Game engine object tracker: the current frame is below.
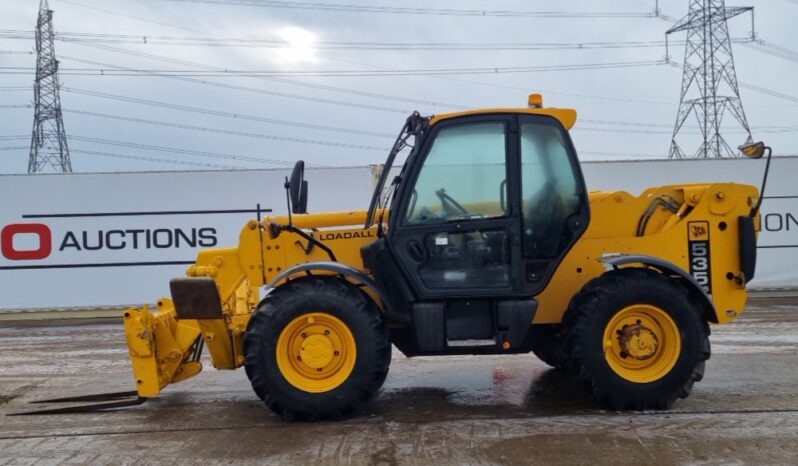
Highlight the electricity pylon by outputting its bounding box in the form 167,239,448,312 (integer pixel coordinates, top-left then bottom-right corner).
666,0,754,158
28,0,72,173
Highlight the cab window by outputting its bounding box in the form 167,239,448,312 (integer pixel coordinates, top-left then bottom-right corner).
520,122,581,258
404,122,507,225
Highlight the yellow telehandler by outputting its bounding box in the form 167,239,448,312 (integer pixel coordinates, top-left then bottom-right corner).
19,95,772,419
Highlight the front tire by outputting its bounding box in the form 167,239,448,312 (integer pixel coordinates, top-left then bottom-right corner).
563,268,710,410
244,277,391,420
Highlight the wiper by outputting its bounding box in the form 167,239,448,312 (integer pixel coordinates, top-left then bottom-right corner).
365,111,427,228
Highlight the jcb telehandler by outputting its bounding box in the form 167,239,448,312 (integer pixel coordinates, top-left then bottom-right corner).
21,95,771,419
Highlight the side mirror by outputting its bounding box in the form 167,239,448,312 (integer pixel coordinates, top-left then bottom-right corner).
739,141,766,159
739,141,773,217
289,160,308,214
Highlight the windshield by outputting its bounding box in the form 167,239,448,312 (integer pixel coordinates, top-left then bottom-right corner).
364,112,428,228
404,121,507,225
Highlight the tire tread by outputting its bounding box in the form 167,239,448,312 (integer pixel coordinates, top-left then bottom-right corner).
562,268,710,410
243,276,391,420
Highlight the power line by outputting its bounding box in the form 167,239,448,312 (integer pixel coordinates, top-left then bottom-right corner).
659,11,798,108
0,146,28,151
2,29,709,51
3,60,667,77
52,0,666,115
576,126,672,135
62,87,396,138
579,150,798,159
63,108,392,151
68,39,676,112
69,135,317,166
164,0,656,18
60,41,467,109
583,118,798,132
744,38,798,65
48,0,771,123
57,88,797,136
581,118,671,129
58,55,414,114
1,27,712,110
0,27,749,55
577,125,798,135
42,8,681,108
55,42,665,110
11,77,797,139
579,150,664,158
0,104,32,109
28,0,388,155
666,61,798,105
53,72,796,136
58,0,215,36
52,0,774,113
320,51,678,106
738,82,798,104
576,124,798,135
71,148,239,169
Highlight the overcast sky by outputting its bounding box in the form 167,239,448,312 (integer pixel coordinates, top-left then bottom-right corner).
0,0,796,173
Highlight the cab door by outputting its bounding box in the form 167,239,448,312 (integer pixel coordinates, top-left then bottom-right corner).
387,115,522,298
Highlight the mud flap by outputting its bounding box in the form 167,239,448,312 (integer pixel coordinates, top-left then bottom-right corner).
497,299,538,348
412,302,445,352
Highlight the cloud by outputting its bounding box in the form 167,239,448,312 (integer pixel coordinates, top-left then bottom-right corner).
0,0,795,173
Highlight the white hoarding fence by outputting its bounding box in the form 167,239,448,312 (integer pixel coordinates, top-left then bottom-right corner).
0,157,796,311
0,167,373,310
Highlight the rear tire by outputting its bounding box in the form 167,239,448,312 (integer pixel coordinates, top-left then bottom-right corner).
563,268,710,410
244,277,391,420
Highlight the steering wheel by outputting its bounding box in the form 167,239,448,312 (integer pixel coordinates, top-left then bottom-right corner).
435,189,468,217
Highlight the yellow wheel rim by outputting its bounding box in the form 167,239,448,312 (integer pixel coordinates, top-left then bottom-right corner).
276,312,356,393
602,304,681,383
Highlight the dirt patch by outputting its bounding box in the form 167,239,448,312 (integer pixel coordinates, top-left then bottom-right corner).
0,394,18,405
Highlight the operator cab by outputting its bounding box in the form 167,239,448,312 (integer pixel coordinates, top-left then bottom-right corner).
362,95,590,355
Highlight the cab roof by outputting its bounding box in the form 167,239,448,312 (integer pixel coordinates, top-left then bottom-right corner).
428,95,577,130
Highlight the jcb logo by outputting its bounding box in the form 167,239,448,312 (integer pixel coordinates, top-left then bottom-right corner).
0,223,52,261
687,221,712,295
689,223,708,241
